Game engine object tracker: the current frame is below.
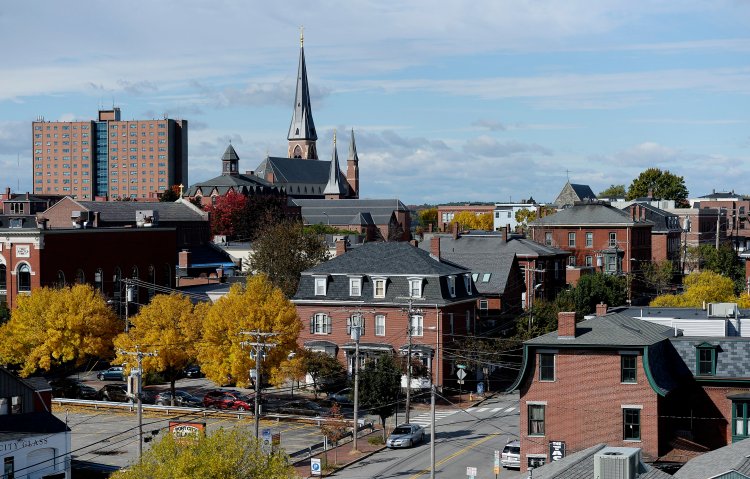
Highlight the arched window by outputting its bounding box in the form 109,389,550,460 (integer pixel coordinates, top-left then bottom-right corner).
147,265,155,299
56,270,66,288
17,264,31,293
163,263,171,288
76,269,85,284
0,263,6,292
293,145,302,158
113,267,122,300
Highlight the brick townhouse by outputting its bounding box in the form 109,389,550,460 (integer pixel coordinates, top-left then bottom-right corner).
621,202,682,267
510,307,750,471
293,241,480,390
689,190,750,252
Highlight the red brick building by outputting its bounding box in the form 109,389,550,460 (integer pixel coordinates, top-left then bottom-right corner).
690,190,750,252
293,241,480,390
622,203,682,267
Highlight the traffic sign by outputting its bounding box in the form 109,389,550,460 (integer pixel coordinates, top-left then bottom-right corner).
261,428,272,454
457,364,467,369
457,369,467,380
457,379,465,385
311,458,322,476
466,466,477,478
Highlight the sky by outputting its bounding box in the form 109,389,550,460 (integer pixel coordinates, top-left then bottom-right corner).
1,1,749,205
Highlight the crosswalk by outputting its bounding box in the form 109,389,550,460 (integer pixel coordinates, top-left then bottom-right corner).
408,404,518,428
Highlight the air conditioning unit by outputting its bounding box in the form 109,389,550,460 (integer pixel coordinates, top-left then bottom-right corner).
593,447,639,479
135,210,158,227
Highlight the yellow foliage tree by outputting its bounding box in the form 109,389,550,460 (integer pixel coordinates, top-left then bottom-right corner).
268,352,307,398
651,271,736,308
0,284,120,376
114,294,206,402
197,275,301,389
450,211,494,231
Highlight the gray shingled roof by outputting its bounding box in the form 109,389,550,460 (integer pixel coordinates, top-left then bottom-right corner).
670,337,750,379
500,236,570,258
77,200,205,222
294,198,406,226
255,156,334,185
570,184,597,201
531,203,653,227
526,313,676,347
674,438,750,479
622,203,680,234
186,172,279,197
531,444,672,479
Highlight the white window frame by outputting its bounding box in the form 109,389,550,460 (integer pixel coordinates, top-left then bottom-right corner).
609,232,617,248
410,314,424,337
349,276,362,297
375,314,386,336
447,276,456,297
312,313,331,335
545,232,552,246
479,299,488,310
464,274,472,295
568,232,576,247
373,277,387,298
408,277,423,298
585,232,593,248
314,276,327,296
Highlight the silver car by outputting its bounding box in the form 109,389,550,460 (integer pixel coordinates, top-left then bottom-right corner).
386,423,424,448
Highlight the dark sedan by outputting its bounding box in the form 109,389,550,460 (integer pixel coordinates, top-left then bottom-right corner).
50,379,98,400
276,400,329,417
97,384,130,402
155,390,202,407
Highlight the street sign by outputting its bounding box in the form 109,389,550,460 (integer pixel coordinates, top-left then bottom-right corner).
466,466,477,478
261,428,272,454
311,458,322,476
457,364,467,369
549,440,566,461
457,369,467,380
457,379,465,385
494,449,501,474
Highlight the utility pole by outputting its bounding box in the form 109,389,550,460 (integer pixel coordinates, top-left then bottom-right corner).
402,300,422,424
716,210,721,250
118,345,158,461
430,384,436,479
351,313,361,452
240,331,277,439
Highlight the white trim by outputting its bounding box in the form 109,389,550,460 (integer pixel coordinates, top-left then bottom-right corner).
372,277,387,299
621,404,643,409
314,276,327,296
525,400,547,405
349,277,362,297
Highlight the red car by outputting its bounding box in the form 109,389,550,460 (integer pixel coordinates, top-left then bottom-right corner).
202,390,256,411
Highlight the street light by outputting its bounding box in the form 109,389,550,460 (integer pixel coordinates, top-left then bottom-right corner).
322,211,330,225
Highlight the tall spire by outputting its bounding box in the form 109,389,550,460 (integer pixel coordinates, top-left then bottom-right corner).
287,28,318,159
324,131,345,199
346,128,360,199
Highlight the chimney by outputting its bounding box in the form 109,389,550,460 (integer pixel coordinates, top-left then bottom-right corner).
92,211,100,227
595,303,608,316
452,222,459,239
501,225,508,242
558,312,577,338
179,249,191,269
25,192,29,200
4,187,9,199
430,236,441,259
335,239,347,257
409,239,419,247
647,188,653,199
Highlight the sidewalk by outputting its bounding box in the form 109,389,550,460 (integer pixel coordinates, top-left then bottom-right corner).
293,428,386,478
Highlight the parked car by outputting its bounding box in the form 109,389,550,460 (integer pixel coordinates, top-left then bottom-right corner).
327,388,353,406
276,400,329,417
202,390,259,411
97,384,130,402
155,390,202,407
386,424,425,448
49,378,98,400
183,365,203,379
97,367,124,381
501,440,520,469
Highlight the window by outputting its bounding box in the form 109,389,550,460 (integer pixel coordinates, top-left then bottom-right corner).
373,278,386,298
314,277,327,296
621,354,637,383
697,346,717,376
375,314,386,336
568,256,575,267
623,408,641,440
347,315,365,336
479,300,488,310
0,264,5,291
609,232,617,248
585,256,593,267
545,232,552,246
528,404,545,435
448,276,456,297
464,275,472,294
17,264,31,293
585,232,593,247
410,314,424,337
409,278,422,298
310,313,331,334
733,401,750,441
539,353,555,381
568,232,576,247
482,273,491,283
4,456,14,479
349,277,361,297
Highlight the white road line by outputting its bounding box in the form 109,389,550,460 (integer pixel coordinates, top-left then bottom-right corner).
504,407,515,413
477,408,488,412
465,407,476,412
491,408,501,413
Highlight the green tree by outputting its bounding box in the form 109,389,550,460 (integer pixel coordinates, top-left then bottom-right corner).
301,350,347,398
159,185,180,202
626,168,689,206
567,273,627,315
641,260,674,295
111,428,295,479
359,353,402,439
114,294,207,405
598,184,626,198
197,275,301,389
0,285,121,376
249,219,329,297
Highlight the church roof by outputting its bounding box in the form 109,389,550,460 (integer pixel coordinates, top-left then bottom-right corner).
323,135,346,196
348,129,359,163
222,144,239,162
292,198,407,226
287,41,317,141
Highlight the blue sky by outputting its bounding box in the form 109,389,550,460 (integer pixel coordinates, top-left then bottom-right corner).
1,1,749,204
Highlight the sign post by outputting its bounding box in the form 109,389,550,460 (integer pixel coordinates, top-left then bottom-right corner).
457,368,467,406
466,466,477,479
310,458,322,476
494,449,501,477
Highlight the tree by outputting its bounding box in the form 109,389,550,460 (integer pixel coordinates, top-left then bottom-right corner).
111,427,295,479
651,270,736,307
197,275,301,389
249,219,329,297
359,353,402,439
0,285,120,376
450,211,494,231
114,294,206,405
301,350,347,398
418,207,437,230
205,191,248,239
566,273,627,316
626,168,689,206
159,185,180,202
320,403,348,466
268,351,307,398
598,184,626,198
641,260,674,295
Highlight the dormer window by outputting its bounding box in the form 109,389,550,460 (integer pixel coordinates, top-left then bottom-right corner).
373,277,386,298
447,276,456,297
464,275,472,295
349,277,362,297
314,276,327,296
696,343,719,376
408,277,423,298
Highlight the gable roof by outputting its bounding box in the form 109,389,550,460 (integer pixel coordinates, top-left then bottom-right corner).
73,199,207,222
674,438,750,479
531,202,653,227
525,313,676,347
293,198,407,226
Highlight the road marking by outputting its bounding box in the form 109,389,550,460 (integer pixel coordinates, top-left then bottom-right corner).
408,433,500,479
465,407,476,412
491,407,501,413
477,408,488,412
505,407,515,413
409,410,457,427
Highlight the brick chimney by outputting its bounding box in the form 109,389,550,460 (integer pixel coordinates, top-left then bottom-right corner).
178,250,191,268
335,239,347,257
452,222,459,239
409,239,419,247
595,303,608,316
430,236,441,259
558,312,577,338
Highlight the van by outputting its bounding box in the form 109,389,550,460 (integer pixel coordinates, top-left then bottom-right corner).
501,440,520,469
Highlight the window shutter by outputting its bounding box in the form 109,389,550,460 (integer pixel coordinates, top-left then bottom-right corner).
310,315,315,334
326,315,332,334
361,317,365,335
346,317,352,335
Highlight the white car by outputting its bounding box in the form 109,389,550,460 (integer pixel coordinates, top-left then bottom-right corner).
386,423,424,448
501,440,520,469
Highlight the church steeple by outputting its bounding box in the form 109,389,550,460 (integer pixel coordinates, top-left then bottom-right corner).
324,131,345,199
346,128,360,199
221,143,240,177
287,28,318,160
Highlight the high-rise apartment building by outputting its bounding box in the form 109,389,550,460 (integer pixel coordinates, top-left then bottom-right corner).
32,108,188,200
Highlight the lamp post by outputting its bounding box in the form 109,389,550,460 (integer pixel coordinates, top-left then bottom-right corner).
322,212,329,225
